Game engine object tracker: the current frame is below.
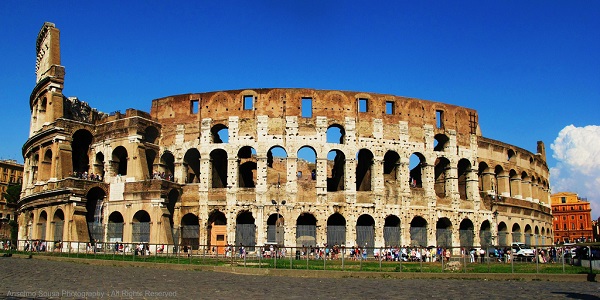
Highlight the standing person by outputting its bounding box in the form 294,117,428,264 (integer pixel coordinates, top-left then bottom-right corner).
479,248,485,263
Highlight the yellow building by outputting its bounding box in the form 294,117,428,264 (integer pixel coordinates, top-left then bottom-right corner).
551,192,593,243
0,159,23,240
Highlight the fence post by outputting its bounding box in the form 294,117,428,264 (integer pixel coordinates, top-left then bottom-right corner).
341,247,345,271
535,246,539,273
289,246,293,270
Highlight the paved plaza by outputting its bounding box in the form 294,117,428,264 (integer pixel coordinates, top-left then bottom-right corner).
0,257,599,299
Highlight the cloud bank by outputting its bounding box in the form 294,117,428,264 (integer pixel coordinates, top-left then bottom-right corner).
550,125,600,219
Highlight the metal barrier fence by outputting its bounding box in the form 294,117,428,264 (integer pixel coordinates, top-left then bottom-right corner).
2,239,596,274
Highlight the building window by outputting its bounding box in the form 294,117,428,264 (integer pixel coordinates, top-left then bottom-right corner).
385,101,394,114
358,98,368,113
436,110,444,128
243,95,253,110
579,215,583,220
561,197,566,203
191,99,199,114
563,224,567,230
301,97,312,118
571,215,575,220
571,223,575,230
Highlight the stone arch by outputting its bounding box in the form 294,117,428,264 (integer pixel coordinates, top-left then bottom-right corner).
326,213,346,246
107,211,124,242
132,210,151,243
183,148,201,183
238,146,257,188
159,151,175,179
327,149,346,192
93,152,105,180
459,218,474,247
479,220,492,246
477,161,492,193
509,169,519,198
409,216,427,246
52,209,64,242
356,149,374,191
40,148,52,180
72,129,93,174
433,134,449,152
524,224,532,245
498,222,509,246
383,215,401,247
457,158,472,200
326,124,345,144
356,214,375,249
409,152,426,188
511,223,522,244
181,213,200,249
210,149,228,188
235,210,256,249
267,146,288,186
266,212,285,244
85,186,106,242
296,213,317,247
434,157,451,198
112,146,128,176
38,210,48,240
211,123,229,143
143,126,159,144
436,217,452,247
383,150,400,181
145,149,157,179
207,210,227,253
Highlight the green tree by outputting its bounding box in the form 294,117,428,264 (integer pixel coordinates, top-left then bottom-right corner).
2,184,21,204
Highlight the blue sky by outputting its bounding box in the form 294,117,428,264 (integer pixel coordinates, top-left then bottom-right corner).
1,1,599,217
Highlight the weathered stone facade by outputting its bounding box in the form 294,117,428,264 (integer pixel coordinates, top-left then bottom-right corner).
18,23,553,252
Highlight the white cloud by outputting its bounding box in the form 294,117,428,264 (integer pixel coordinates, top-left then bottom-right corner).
550,125,600,219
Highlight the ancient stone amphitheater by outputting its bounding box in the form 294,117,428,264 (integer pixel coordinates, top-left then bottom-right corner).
18,23,553,253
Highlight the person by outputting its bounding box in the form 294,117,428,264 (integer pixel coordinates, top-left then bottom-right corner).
479,248,485,263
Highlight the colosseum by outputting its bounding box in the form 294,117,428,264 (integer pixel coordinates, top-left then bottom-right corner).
17,22,553,253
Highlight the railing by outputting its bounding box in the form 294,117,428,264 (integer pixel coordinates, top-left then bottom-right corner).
2,240,596,274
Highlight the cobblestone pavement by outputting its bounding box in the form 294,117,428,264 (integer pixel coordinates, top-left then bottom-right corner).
0,257,599,300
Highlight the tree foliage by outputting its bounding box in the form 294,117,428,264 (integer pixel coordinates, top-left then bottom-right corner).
2,184,21,204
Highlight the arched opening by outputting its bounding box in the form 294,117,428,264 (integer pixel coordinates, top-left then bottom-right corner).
326,124,345,144
409,216,427,246
38,210,48,240
509,169,519,198
211,124,229,143
327,213,346,246
143,126,159,144
459,219,474,247
93,152,105,180
166,189,179,236
210,149,228,188
434,157,451,198
534,226,540,246
107,211,124,242
436,217,452,247
53,209,64,242
356,214,375,249
356,149,373,191
479,221,492,247
507,149,516,161
112,146,128,176
383,151,400,181
296,213,317,247
183,148,201,183
498,222,509,246
132,210,151,243
511,223,521,244
384,215,401,247
72,129,93,174
207,210,227,254
297,146,317,192
457,159,472,200
238,146,257,188
409,153,426,188
266,213,284,244
267,146,288,187
327,150,345,192
40,149,52,180
85,187,106,242
524,224,532,245
181,213,199,250
433,134,449,152
235,211,256,250
159,151,175,180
